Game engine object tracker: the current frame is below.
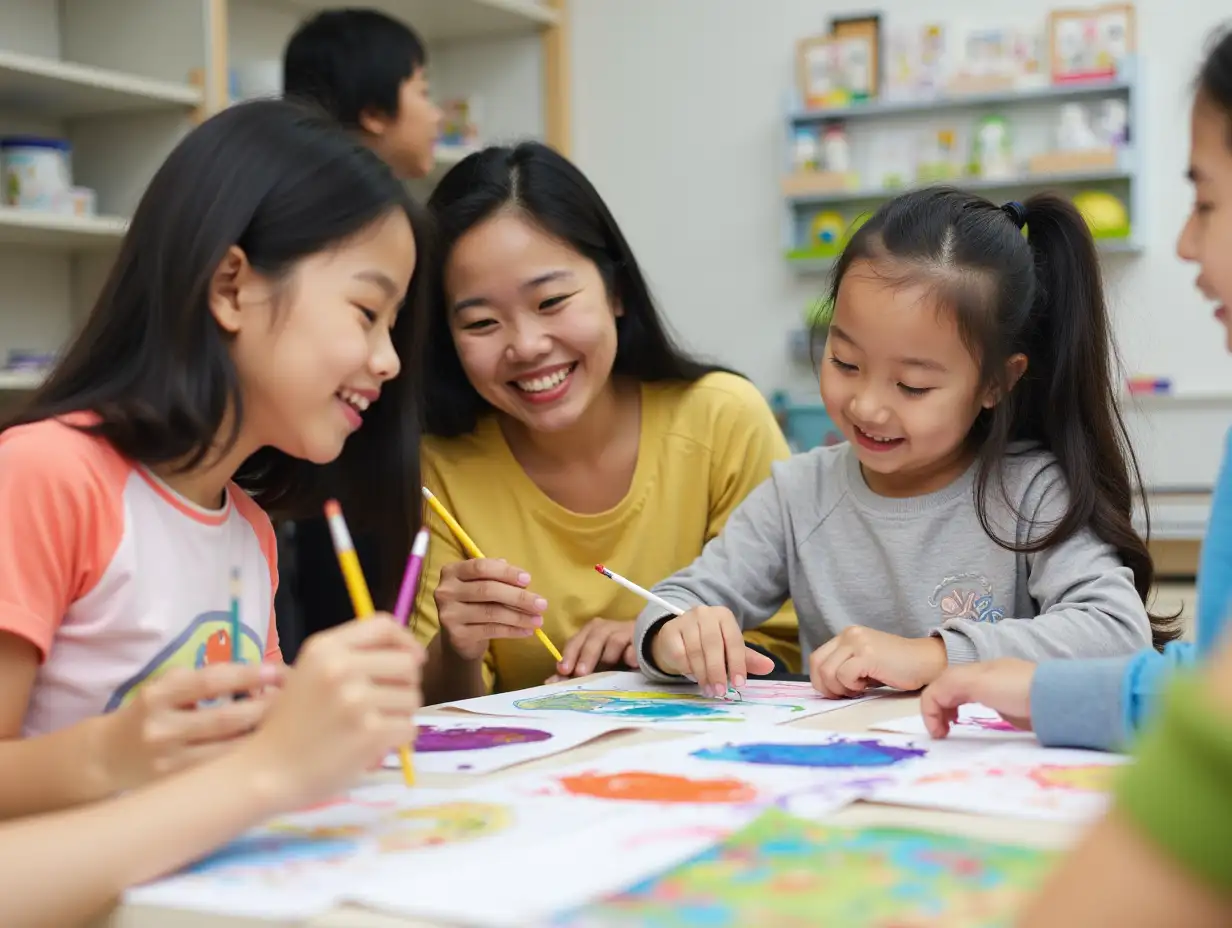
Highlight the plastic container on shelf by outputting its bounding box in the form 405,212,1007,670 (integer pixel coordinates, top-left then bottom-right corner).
1,137,72,211
770,391,847,452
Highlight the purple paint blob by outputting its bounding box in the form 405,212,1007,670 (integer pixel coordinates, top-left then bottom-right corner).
415,724,553,753
691,738,927,768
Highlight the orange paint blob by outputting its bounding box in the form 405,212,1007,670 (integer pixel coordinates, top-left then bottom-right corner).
558,771,758,804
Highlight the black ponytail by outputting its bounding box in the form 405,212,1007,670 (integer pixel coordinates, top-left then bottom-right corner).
828,187,1179,650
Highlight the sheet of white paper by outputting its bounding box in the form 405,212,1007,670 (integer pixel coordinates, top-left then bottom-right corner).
352,802,758,928
124,782,609,920
871,703,1038,741
871,742,1132,823
383,714,631,774
443,672,882,730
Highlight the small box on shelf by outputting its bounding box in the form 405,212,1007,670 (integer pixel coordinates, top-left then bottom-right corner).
1028,148,1119,175
780,171,860,198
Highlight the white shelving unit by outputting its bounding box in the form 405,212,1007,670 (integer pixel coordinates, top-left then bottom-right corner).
0,0,568,395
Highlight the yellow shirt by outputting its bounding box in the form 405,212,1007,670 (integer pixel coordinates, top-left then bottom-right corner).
413,372,801,692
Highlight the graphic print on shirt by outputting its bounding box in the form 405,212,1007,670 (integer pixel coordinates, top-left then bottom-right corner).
928,573,1006,624
103,610,265,712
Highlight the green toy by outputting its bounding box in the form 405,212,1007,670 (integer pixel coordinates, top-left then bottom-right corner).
810,210,847,248
1072,190,1130,239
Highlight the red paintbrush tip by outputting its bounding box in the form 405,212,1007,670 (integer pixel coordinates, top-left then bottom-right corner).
323,499,341,518
595,564,608,575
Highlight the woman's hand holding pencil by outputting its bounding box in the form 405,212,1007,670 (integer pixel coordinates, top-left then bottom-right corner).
435,558,550,661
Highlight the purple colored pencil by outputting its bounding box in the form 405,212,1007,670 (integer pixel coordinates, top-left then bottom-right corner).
393,528,430,625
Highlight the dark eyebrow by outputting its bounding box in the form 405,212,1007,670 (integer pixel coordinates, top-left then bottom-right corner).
354,270,399,298
829,324,857,346
896,355,948,373
452,270,577,313
831,325,946,372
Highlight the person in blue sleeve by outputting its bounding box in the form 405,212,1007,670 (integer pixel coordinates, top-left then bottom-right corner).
920,26,1232,752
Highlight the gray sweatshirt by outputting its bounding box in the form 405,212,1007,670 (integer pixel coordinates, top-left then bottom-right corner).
635,443,1152,682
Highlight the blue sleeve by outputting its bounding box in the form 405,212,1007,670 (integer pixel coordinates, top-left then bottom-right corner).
1122,642,1199,738
1032,642,1196,751
1195,429,1232,657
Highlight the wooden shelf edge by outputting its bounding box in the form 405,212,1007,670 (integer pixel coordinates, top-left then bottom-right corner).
0,48,202,108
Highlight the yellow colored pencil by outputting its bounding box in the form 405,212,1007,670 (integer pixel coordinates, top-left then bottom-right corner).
421,487,564,663
323,499,415,787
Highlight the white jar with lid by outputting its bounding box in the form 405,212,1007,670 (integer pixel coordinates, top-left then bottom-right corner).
1,137,72,211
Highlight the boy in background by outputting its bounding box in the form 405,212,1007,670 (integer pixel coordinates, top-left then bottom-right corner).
278,8,442,658
283,8,442,178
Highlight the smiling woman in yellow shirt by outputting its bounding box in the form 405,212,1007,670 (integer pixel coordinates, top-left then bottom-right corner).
412,142,799,700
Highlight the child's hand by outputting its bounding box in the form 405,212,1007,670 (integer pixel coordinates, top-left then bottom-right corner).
435,558,548,661
239,615,424,811
920,659,1037,738
546,618,637,683
650,606,774,696
100,661,282,792
809,627,948,697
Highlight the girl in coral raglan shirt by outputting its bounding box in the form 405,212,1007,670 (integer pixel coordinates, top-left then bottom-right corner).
0,99,431,818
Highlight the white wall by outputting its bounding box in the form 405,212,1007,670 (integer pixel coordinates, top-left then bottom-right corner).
570,0,1232,491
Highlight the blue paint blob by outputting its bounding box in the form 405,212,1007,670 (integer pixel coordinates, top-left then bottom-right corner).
691,739,927,768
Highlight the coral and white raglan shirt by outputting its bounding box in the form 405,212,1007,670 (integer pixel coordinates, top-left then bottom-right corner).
0,414,281,737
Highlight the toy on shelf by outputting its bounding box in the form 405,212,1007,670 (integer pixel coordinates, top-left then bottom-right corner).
792,127,820,172
821,123,850,173
1028,103,1119,174
1072,190,1130,239
797,35,875,109
440,98,480,147
1096,99,1129,147
915,128,962,183
1057,103,1100,150
971,115,1015,179
810,211,847,249
781,122,858,198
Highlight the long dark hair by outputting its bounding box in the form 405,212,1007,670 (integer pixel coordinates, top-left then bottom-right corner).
422,141,726,437
826,187,1177,649
5,98,434,592
1198,26,1232,115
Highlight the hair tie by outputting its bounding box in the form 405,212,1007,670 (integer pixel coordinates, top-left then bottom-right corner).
1001,200,1027,230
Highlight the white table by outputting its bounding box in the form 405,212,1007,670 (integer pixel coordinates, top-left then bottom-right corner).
104,683,1083,928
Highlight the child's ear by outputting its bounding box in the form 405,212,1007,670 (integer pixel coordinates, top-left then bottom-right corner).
981,353,1029,409
208,246,252,335
358,106,393,139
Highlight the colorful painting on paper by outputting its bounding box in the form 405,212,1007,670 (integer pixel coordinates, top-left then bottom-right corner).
691,736,927,769
872,743,1131,823
124,785,525,920
444,672,879,729
551,808,1057,927
382,715,633,775
872,704,1036,742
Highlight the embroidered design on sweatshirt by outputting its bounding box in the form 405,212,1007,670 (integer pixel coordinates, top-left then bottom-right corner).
928,573,1006,624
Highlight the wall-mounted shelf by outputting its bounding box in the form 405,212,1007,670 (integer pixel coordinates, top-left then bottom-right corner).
787,236,1143,275
0,207,126,251
786,165,1135,208
790,74,1133,125
246,0,559,42
780,57,1145,283
0,48,202,117
0,369,47,392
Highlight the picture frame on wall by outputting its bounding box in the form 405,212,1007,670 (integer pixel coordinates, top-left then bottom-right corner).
1049,3,1136,83
797,34,874,110
830,14,881,98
